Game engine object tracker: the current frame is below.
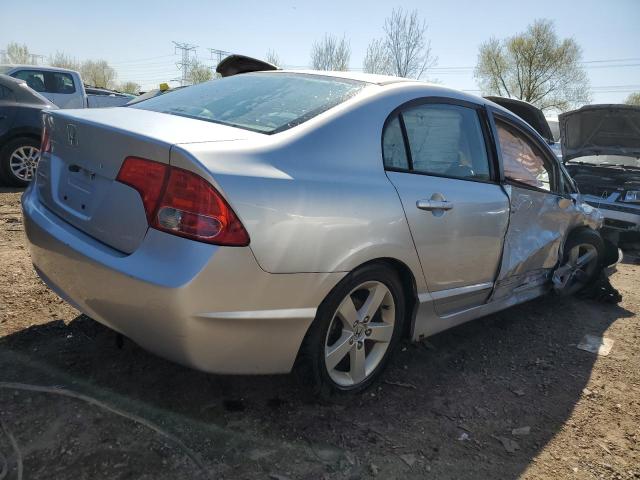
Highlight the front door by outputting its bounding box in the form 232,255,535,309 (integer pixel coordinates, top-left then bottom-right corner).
490,114,572,299
383,101,510,315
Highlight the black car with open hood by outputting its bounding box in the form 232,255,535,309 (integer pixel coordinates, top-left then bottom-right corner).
560,104,640,249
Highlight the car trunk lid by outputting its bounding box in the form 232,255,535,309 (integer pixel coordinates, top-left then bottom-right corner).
559,104,640,161
35,108,251,253
485,96,555,144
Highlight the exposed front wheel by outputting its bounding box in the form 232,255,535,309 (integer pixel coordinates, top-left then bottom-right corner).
297,264,405,397
554,229,604,296
0,137,41,187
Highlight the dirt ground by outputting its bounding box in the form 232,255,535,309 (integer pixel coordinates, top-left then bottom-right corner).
0,187,638,480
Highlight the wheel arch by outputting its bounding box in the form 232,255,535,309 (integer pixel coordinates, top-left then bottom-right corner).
335,256,420,340
0,128,42,148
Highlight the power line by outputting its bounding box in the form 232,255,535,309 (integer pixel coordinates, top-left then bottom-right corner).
110,54,177,66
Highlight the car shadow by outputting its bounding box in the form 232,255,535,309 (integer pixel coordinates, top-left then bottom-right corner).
0,186,25,193
0,293,633,479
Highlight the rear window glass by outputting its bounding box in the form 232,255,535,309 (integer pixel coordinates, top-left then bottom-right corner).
131,73,365,134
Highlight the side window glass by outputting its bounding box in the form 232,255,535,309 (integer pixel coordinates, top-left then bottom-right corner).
12,70,46,92
401,104,491,181
382,115,409,169
496,120,554,192
49,72,76,94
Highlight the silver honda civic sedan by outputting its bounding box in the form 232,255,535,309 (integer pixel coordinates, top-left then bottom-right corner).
22,69,615,395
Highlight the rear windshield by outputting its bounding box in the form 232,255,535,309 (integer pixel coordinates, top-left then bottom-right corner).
131,73,365,134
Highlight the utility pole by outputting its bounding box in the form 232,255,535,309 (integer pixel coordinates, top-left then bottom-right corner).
173,41,197,86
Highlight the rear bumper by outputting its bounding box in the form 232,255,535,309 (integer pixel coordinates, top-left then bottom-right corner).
22,187,344,374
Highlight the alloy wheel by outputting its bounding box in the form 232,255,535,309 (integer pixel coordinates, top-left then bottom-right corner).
9,145,40,182
324,280,396,387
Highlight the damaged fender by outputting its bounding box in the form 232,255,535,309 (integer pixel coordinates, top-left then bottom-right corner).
491,185,604,300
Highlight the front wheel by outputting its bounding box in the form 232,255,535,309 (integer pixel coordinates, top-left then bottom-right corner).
296,264,406,397
554,229,604,296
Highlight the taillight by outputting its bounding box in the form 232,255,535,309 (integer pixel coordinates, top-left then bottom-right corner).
116,158,169,223
40,123,51,154
116,157,249,246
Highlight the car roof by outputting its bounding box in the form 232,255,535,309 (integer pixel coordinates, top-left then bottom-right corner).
0,64,78,74
0,73,56,106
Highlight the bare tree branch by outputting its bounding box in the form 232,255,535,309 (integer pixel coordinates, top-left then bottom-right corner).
310,34,350,71
265,50,281,67
381,8,437,79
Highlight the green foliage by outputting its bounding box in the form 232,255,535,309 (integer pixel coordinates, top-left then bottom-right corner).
119,81,140,94
80,59,117,89
625,92,640,106
474,19,591,112
188,60,213,84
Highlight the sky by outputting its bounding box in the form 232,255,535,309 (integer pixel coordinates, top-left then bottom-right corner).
1,0,639,105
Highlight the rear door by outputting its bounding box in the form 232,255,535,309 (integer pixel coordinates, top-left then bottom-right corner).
0,85,17,135
384,98,510,315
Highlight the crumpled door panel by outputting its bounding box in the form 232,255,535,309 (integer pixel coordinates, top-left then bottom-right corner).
492,185,603,300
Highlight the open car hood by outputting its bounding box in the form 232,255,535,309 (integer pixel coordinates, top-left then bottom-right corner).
216,54,278,78
559,104,640,161
485,96,554,144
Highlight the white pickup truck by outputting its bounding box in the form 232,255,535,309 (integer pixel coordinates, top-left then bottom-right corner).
0,64,133,109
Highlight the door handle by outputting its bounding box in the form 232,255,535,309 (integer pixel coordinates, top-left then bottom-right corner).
416,199,454,211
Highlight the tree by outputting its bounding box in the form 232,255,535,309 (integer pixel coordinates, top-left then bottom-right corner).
625,92,640,106
188,59,213,84
474,19,590,111
119,81,140,94
265,50,281,67
310,34,350,71
49,51,80,71
80,60,117,89
363,38,392,76
382,8,436,78
4,42,35,64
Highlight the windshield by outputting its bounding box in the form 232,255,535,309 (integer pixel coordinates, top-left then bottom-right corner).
131,72,366,134
0,66,12,74
567,155,640,168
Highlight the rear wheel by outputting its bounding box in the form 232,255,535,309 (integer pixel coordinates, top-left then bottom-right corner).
0,137,40,187
554,229,604,296
296,264,405,397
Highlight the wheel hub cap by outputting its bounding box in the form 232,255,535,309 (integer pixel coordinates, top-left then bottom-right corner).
9,145,40,182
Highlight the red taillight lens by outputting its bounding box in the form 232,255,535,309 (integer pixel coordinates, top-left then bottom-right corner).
116,157,169,223
116,157,249,246
40,124,51,154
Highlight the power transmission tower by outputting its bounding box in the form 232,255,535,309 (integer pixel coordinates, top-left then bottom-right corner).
173,41,197,86
208,48,232,69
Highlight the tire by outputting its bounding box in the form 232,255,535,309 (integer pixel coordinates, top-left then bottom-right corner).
296,263,406,398
557,229,605,296
0,137,41,187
